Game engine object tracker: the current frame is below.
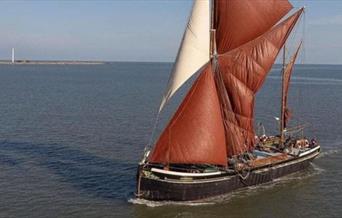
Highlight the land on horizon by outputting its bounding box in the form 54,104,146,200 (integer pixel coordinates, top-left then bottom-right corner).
0,60,106,65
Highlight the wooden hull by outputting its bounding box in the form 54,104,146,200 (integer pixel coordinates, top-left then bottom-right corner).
137,147,320,201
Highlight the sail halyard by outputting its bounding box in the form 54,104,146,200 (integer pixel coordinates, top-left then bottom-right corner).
158,0,210,112
216,8,304,157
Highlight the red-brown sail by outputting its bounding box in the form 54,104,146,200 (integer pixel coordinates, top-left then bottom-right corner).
217,9,304,157
214,0,293,54
148,64,227,166
283,42,302,127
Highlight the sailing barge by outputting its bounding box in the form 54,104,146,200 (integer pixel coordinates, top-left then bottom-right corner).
136,0,320,201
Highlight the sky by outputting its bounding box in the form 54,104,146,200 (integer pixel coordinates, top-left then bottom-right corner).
0,0,341,64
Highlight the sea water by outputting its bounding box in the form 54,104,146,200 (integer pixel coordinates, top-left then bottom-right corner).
0,63,341,217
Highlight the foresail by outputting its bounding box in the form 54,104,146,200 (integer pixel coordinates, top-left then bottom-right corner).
149,64,227,166
159,0,210,112
214,0,293,54
217,9,304,157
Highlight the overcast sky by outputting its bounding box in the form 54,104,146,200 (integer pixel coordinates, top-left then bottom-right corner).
0,0,341,64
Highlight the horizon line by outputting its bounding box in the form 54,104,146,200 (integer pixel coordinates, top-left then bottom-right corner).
0,59,341,66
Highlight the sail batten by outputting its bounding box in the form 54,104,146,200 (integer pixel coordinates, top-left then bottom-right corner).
159,0,210,112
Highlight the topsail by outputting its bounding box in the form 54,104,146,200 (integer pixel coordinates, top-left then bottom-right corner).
214,0,293,53
159,0,210,112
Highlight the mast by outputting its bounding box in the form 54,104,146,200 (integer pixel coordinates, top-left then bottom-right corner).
280,44,286,146
210,0,231,162
210,0,216,58
210,0,240,159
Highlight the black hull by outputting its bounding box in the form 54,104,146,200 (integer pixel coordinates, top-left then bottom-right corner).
137,148,320,201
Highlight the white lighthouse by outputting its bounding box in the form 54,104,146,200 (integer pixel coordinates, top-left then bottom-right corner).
11,48,15,64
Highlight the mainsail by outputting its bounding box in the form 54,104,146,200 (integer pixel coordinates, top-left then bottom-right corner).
159,0,210,112
282,42,302,128
216,9,304,157
149,0,304,166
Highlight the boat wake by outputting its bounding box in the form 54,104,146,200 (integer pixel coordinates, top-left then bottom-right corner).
208,163,325,204
317,148,341,159
128,197,215,207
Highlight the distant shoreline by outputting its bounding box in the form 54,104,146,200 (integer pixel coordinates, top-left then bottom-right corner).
0,60,340,66
0,60,106,65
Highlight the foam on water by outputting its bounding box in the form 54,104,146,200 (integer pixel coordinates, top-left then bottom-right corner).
317,148,341,159
128,198,215,207
210,163,326,203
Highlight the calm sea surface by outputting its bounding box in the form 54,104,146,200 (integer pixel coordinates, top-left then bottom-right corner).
0,63,341,218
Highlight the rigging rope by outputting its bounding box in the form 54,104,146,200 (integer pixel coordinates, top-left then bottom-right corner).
141,97,164,163
145,111,161,152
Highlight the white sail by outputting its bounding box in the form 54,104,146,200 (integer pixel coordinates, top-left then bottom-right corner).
159,0,210,112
